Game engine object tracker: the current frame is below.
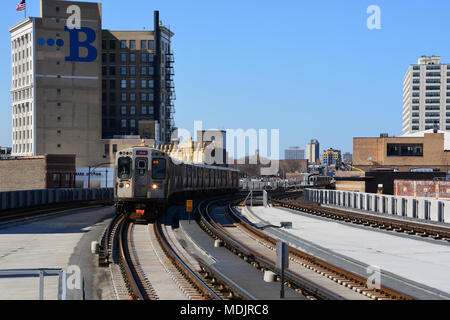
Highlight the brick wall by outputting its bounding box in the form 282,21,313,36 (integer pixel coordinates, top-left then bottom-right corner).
0,158,47,192
395,180,450,199
0,155,76,191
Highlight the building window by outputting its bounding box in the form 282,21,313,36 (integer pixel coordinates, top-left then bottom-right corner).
141,106,147,114
110,67,116,76
121,66,127,75
141,79,147,89
141,66,147,75
412,126,420,131
121,106,127,115
113,144,117,153
413,66,420,70
52,173,61,188
149,67,154,75
110,40,116,50
130,79,136,89
110,80,116,89
130,119,136,128
130,40,136,49
141,53,147,63
105,144,110,155
110,53,116,63
130,53,136,63
130,93,136,102
121,119,127,128
427,79,441,84
413,79,420,84
149,80,154,88
121,53,127,63
102,40,107,50
425,99,440,104
141,40,147,49
121,40,126,49
426,72,441,77
413,72,420,77
148,40,154,50
130,106,136,115
121,79,127,89
387,144,423,157
121,93,127,102
130,66,136,76
426,92,440,97
141,93,147,102
426,65,441,70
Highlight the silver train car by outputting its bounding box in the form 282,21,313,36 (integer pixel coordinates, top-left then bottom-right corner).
114,146,241,220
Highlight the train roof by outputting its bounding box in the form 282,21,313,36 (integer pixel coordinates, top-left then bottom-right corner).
118,146,241,173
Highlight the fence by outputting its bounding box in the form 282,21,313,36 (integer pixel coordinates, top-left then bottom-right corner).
304,189,450,224
0,188,114,211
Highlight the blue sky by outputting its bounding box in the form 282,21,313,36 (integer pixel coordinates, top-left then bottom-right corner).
1,0,450,157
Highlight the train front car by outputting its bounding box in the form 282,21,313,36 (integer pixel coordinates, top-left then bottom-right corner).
114,147,169,221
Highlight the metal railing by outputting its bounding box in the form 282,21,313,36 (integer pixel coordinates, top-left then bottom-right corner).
0,268,85,300
0,188,113,211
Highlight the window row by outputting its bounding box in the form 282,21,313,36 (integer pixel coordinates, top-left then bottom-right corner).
102,39,155,51
120,105,155,115
102,52,155,64
13,130,33,140
13,143,33,154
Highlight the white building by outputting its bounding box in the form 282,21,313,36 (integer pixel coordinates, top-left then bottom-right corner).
285,147,305,160
403,56,450,135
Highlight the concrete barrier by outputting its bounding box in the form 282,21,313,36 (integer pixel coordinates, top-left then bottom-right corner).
304,189,450,224
0,188,113,211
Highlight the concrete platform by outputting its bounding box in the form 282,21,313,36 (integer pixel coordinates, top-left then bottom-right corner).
0,206,114,300
244,206,450,299
169,206,306,300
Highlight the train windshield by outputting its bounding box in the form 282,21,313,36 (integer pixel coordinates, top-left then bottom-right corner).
152,159,166,180
118,157,132,179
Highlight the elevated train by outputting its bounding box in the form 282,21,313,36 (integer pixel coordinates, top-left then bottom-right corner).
114,146,241,220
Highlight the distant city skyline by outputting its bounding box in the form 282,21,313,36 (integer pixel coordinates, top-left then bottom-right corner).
1,0,450,156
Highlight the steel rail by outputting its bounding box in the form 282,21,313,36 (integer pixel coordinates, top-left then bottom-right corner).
153,220,222,300
117,216,146,300
228,202,415,300
197,198,346,300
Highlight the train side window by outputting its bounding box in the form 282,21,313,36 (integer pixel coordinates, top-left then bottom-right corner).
118,157,131,179
152,158,166,180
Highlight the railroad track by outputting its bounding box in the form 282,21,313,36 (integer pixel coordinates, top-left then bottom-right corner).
103,211,238,300
228,203,415,300
197,196,415,300
272,194,450,242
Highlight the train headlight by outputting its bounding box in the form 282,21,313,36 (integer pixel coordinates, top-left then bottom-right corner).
152,184,158,190
125,183,131,189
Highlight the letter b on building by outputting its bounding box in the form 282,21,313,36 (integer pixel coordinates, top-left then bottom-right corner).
65,27,98,62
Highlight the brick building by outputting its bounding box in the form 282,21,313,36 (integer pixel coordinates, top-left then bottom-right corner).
0,155,76,192
353,129,450,172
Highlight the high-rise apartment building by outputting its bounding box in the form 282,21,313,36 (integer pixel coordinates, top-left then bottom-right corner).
403,56,450,135
9,0,175,167
101,13,175,142
306,139,320,164
285,147,305,160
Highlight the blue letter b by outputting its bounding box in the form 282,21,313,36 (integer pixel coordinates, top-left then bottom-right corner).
65,27,98,62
